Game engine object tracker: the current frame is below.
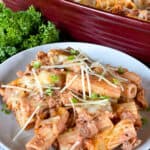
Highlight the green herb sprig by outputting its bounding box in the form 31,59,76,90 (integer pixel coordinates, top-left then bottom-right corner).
32,61,41,69
118,66,124,74
45,87,53,96
90,93,110,100
71,98,78,103
50,74,59,83
70,49,79,55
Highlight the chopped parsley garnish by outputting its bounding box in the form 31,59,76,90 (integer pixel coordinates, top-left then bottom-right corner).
112,78,120,85
1,104,11,114
45,87,53,96
50,74,59,83
67,55,75,61
71,98,78,103
118,66,124,74
91,93,99,99
99,95,110,99
141,117,148,126
70,49,79,55
90,93,109,100
33,61,41,69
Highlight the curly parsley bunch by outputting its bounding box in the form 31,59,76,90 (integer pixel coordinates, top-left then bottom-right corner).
0,4,59,63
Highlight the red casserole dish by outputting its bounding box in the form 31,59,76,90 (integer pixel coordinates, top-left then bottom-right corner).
3,0,150,63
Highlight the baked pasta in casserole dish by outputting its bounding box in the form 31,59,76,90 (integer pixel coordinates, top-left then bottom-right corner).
72,0,150,21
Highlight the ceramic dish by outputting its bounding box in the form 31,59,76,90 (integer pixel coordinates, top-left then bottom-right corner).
3,0,150,63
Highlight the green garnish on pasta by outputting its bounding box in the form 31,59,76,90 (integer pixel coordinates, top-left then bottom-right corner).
112,78,120,85
70,49,79,55
118,66,124,74
45,87,53,96
71,98,78,103
68,55,75,60
1,104,11,114
50,75,60,83
33,61,41,69
91,93,99,99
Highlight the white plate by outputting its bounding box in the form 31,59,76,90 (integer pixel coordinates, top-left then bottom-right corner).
0,42,150,150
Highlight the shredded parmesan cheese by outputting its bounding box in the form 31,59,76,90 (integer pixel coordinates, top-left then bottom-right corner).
60,75,78,93
68,58,88,63
107,66,118,71
100,75,118,88
91,62,107,75
12,105,40,142
84,66,91,97
70,141,81,150
71,92,88,102
81,66,86,99
69,97,76,117
86,62,119,88
42,85,60,90
41,63,83,69
65,99,109,107
89,72,118,88
32,69,43,97
77,50,93,63
1,85,31,92
107,68,128,82
119,84,124,91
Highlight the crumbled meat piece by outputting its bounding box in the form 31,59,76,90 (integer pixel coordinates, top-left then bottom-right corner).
76,108,113,138
48,92,62,108
60,90,73,105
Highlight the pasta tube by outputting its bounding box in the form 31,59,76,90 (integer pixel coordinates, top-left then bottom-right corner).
121,71,141,88
122,83,137,99
66,72,121,99
107,119,137,149
26,107,69,150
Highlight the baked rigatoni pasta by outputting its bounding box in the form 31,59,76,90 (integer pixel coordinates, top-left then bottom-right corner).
0,47,148,150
